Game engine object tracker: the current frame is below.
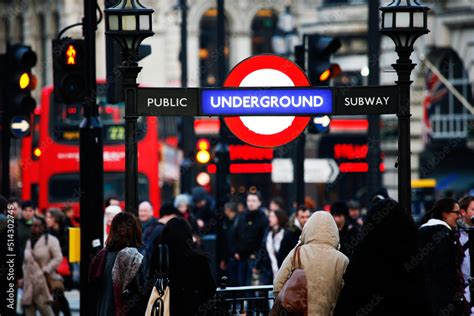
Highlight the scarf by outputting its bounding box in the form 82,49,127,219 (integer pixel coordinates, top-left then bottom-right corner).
112,247,143,316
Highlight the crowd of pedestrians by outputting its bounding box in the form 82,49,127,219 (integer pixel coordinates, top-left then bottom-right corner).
2,189,474,315
0,197,77,316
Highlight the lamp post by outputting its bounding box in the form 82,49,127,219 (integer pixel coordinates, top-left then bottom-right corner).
380,0,429,214
105,0,154,214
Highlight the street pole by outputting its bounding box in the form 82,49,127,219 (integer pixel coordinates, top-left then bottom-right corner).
295,133,305,205
215,0,230,275
0,54,10,197
180,0,188,89
393,47,415,214
121,60,141,215
79,0,103,313
179,0,194,194
367,0,382,200
215,0,229,210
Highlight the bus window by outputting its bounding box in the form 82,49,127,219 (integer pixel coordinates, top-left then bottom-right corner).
48,173,149,203
49,84,146,144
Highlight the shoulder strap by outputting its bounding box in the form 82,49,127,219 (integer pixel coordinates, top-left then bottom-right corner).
463,238,472,252
291,246,302,270
158,244,169,277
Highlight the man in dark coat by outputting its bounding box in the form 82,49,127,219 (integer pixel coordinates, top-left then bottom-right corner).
218,202,239,285
192,187,215,231
17,200,35,266
277,205,311,266
138,200,158,247
232,192,268,286
331,201,360,259
142,203,177,275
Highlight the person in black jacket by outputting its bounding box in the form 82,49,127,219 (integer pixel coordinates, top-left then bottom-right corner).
152,218,216,315
331,201,360,259
277,205,311,266
232,191,269,286
419,198,469,315
334,199,430,316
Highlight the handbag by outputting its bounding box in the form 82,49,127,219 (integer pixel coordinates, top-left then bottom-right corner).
272,246,308,315
146,244,171,316
57,257,71,277
45,273,65,293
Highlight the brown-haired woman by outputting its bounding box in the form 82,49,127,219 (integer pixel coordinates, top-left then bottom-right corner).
255,209,289,285
89,212,147,316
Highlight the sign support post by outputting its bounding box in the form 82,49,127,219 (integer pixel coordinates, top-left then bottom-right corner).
80,0,104,313
367,0,382,200
295,133,305,206
393,49,415,215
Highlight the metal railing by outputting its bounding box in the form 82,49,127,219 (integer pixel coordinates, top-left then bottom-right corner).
207,277,275,315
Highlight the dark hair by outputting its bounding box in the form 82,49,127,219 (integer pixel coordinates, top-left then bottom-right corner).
161,218,194,255
22,200,33,210
0,195,8,214
47,208,66,229
247,191,263,202
224,202,237,213
104,196,119,208
62,205,74,214
106,212,143,251
270,196,285,209
419,198,458,225
271,209,289,228
32,216,49,244
8,197,19,205
459,195,474,212
296,205,311,215
361,198,418,255
159,202,177,217
331,201,349,217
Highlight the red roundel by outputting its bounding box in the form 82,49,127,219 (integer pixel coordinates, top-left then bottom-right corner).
223,55,310,148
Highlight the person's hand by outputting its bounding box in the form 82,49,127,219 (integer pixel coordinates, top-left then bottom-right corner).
234,253,241,261
252,267,258,274
219,260,227,270
197,219,205,229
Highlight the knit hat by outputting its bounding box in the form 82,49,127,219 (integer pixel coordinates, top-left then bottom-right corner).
330,201,349,217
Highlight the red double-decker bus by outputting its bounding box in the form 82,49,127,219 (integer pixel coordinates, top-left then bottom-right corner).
21,83,161,216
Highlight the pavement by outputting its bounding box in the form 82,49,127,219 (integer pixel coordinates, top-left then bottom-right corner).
64,290,80,316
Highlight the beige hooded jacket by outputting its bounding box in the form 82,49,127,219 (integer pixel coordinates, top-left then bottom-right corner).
273,211,349,316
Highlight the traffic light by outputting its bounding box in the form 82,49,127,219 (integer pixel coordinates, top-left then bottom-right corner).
195,138,211,187
303,34,341,86
52,38,86,104
196,138,211,164
6,44,38,118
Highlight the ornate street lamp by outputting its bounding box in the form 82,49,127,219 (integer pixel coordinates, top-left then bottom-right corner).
380,0,429,214
105,0,154,59
105,0,154,214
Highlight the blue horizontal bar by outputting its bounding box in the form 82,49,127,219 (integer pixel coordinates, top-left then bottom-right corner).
201,88,333,116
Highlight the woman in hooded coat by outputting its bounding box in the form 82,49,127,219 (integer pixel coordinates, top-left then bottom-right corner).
334,198,430,316
273,211,349,315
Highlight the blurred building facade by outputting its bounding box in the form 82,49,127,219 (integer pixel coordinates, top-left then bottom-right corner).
0,0,473,204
